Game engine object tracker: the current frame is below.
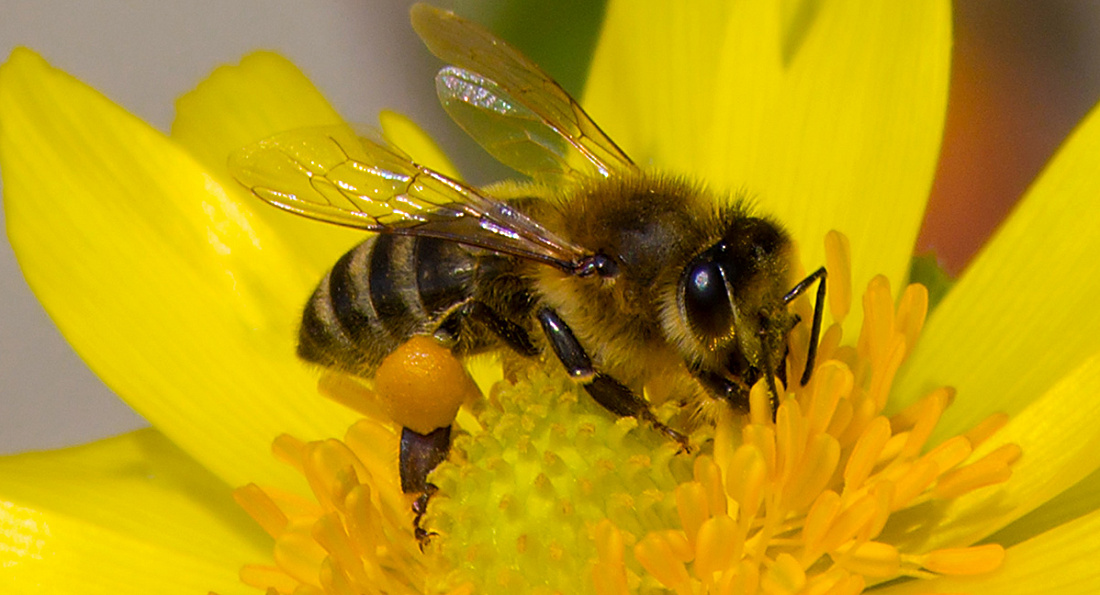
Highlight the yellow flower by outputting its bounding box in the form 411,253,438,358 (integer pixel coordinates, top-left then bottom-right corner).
3,2,1100,594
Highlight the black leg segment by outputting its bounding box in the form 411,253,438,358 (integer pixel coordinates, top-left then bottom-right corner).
467,300,540,357
783,266,827,386
694,368,754,413
536,307,594,379
537,307,689,448
399,425,452,494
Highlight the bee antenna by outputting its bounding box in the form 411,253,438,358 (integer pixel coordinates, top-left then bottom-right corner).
783,267,827,386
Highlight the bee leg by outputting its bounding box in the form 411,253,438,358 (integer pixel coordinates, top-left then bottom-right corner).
412,487,437,549
465,301,540,357
399,426,451,548
694,369,760,413
782,266,827,386
536,307,690,451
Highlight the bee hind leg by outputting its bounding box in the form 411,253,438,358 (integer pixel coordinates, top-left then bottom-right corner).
536,307,690,451
399,426,451,548
464,300,540,357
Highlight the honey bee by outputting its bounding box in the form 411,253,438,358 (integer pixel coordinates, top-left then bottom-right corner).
231,4,826,505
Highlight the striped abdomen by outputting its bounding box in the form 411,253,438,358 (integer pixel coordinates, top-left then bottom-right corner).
298,234,487,377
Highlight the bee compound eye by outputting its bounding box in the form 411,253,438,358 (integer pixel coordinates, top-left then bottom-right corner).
682,260,733,339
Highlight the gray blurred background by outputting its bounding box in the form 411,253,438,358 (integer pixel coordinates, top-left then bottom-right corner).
3,1,1100,454
0,0,604,453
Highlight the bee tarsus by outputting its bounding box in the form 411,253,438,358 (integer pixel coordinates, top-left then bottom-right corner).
412,486,439,550
401,426,450,548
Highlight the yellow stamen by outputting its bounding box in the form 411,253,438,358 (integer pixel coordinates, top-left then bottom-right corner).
833,541,901,578
762,553,807,594
592,520,630,595
613,232,1017,593
634,531,693,595
914,543,1006,575
230,231,1018,594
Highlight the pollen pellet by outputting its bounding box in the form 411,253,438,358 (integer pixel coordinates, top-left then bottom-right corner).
374,336,480,434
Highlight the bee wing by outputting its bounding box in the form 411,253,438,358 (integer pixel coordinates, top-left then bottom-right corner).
230,125,590,269
411,3,635,182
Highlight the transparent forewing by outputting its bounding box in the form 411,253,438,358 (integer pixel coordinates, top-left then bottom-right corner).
230,125,589,268
411,4,635,179
437,67,574,183
231,125,456,228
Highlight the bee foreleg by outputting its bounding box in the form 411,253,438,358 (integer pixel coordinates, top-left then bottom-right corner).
783,266,827,386
693,368,756,413
536,307,690,450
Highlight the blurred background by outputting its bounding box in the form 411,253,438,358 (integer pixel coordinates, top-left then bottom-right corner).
2,0,1100,453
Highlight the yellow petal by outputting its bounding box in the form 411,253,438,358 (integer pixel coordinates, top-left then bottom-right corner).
584,0,951,322
171,50,363,270
583,0,734,170
888,352,1100,551
172,51,342,175
0,48,357,491
894,96,1100,441
0,430,263,595
877,507,1100,595
988,463,1100,548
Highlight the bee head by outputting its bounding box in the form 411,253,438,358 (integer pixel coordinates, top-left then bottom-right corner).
678,217,793,371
